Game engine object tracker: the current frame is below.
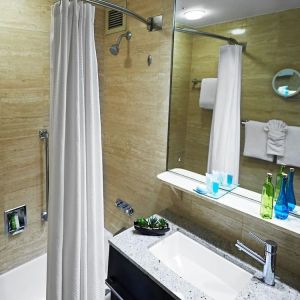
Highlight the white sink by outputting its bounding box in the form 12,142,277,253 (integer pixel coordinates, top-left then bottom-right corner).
149,231,252,300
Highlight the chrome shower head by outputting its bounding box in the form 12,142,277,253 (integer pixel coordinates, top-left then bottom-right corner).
109,31,132,56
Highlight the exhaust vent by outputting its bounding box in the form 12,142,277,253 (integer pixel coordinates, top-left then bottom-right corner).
105,0,127,35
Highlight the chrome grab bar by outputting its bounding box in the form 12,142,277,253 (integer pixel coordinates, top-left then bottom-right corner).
39,129,49,221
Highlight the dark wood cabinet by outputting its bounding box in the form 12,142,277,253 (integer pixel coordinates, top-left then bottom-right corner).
106,246,175,300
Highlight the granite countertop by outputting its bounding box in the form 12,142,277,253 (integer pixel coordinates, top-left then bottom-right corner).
109,216,300,300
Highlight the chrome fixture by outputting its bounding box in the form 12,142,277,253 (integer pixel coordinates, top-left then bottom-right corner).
57,0,163,32
147,54,152,66
109,31,132,56
115,199,134,216
241,119,249,126
4,205,27,235
192,78,202,88
39,129,49,221
235,232,277,286
176,27,247,50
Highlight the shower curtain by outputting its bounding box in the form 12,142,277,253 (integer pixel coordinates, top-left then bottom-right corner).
47,1,105,299
207,45,242,184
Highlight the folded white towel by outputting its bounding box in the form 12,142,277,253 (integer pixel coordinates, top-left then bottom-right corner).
199,78,218,110
243,121,273,162
277,126,300,167
264,120,288,156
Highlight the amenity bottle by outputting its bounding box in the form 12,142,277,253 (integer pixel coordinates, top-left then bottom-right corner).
274,173,289,220
260,173,274,219
274,164,286,202
286,168,296,212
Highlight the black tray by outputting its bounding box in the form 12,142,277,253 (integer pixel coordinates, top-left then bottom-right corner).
134,222,170,236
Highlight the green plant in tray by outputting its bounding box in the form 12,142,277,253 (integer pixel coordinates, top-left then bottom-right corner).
158,218,168,229
135,217,148,228
148,216,159,229
135,216,168,230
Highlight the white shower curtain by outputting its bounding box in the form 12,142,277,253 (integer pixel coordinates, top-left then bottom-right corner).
207,45,242,184
47,1,105,299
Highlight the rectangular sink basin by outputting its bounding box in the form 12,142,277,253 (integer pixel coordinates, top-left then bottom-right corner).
149,231,252,300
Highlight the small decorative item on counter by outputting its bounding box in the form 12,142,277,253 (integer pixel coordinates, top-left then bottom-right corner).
286,168,296,212
9,213,20,231
274,164,286,202
274,173,289,220
211,170,237,191
134,216,170,236
260,173,274,219
206,172,220,194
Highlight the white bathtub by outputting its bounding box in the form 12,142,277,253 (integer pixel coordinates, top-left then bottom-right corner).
0,229,113,300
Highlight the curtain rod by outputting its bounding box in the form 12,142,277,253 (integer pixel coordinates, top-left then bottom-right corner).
57,0,163,31
176,27,247,49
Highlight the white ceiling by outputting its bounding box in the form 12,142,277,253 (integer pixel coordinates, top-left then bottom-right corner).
176,0,300,27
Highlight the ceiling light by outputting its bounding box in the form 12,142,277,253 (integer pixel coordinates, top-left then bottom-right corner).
231,28,246,35
184,10,206,21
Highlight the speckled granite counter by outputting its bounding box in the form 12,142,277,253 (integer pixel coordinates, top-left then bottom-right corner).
109,216,300,300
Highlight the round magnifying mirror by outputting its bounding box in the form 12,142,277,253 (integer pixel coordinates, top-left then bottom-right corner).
272,68,300,98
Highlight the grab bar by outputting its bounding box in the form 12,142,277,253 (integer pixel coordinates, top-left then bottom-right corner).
39,129,49,221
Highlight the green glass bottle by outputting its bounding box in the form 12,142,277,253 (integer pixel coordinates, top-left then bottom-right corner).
274,164,286,202
260,173,274,219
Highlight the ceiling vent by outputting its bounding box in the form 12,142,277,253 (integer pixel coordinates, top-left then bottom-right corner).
105,0,127,35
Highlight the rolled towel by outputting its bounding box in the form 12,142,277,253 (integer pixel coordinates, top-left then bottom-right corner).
199,78,218,110
264,120,288,156
243,121,273,162
277,126,300,167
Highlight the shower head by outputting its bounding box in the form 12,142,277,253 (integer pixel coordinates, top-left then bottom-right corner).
109,44,120,56
109,31,132,56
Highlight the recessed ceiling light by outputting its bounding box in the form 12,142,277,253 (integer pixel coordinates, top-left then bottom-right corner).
231,28,246,35
184,10,206,21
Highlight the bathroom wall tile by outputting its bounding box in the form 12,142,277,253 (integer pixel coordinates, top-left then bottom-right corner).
95,0,175,233
0,0,52,273
168,32,192,169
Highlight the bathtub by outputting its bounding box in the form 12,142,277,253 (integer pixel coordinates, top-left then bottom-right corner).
0,229,113,300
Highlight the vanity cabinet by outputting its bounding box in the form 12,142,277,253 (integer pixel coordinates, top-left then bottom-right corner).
107,246,175,300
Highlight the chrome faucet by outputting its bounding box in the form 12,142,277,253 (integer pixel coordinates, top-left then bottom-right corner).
235,232,277,286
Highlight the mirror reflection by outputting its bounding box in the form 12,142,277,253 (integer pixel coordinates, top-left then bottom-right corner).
272,68,300,98
168,0,300,209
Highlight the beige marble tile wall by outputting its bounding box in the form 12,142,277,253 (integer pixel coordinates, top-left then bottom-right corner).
183,9,300,203
0,0,52,273
95,0,175,233
167,32,192,169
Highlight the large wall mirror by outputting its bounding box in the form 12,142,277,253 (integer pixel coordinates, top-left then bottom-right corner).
167,0,300,208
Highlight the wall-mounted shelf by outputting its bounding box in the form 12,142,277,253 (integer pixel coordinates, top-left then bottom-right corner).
157,168,300,238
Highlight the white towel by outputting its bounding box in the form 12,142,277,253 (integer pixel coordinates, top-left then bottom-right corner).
264,120,288,156
199,78,218,110
277,126,300,167
243,121,273,161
